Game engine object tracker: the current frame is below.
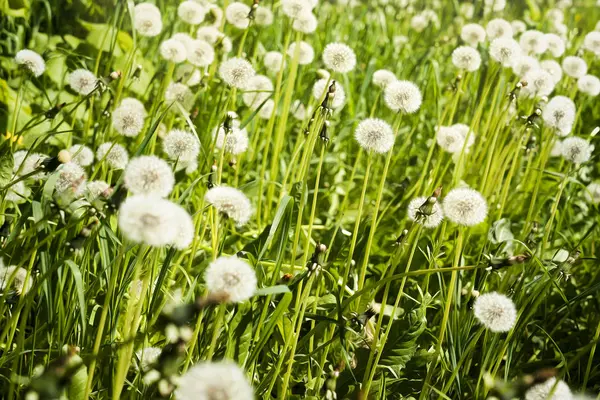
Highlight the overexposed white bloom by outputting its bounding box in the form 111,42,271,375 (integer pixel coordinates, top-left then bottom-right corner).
69,144,94,167
214,125,249,155
124,156,174,197
521,68,555,97
118,195,179,246
543,95,576,136
163,130,200,162
264,51,286,73
354,118,394,154
134,347,162,372
96,143,129,169
525,378,573,400
242,75,273,110
205,186,252,226
486,19,513,40
544,33,565,57
176,360,254,400
372,69,396,89
473,292,517,332
281,0,313,18
540,59,563,84
322,42,356,74
178,1,206,25
384,80,422,113
112,101,146,137
519,30,548,55
67,69,97,95
489,37,522,67
15,49,45,77
255,6,274,26
287,41,315,65
55,162,87,197
561,137,593,164
562,56,588,78
225,2,250,29
443,187,488,226
0,265,32,295
407,196,444,228
452,46,481,71
160,39,187,63
133,3,162,37
512,55,539,77
584,182,600,204
461,23,486,47
219,57,255,89
577,75,600,96
204,256,257,303
312,79,346,109
583,31,600,56
293,12,317,33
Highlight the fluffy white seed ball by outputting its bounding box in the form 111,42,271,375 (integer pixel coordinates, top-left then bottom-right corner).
165,82,194,111
219,57,255,89
561,137,593,164
13,151,46,178
322,43,356,73
204,256,257,303
584,182,600,204
489,37,522,67
461,23,486,47
112,101,146,137
124,156,174,197
264,51,286,73
69,144,94,167
0,265,33,295
118,195,179,247
160,39,187,63
133,3,163,37
255,6,274,26
443,187,488,226
577,74,600,96
163,129,200,162
521,68,555,97
287,41,315,65
171,205,195,250
214,125,249,155
312,79,346,110
15,49,45,77
178,1,206,25
544,33,565,57
519,30,548,54
205,186,253,226
175,360,254,400
242,75,273,110
407,196,444,228
540,59,563,84
542,95,576,136
225,2,250,29
85,180,111,201
186,39,215,67
486,18,513,40
354,118,395,154
384,80,422,113
512,55,539,77
67,69,97,95
96,143,129,169
525,378,572,400
55,162,87,197
583,31,600,56
293,12,317,34
281,0,313,19
473,292,517,332
562,56,588,79
134,347,162,372
372,69,396,89
452,46,481,71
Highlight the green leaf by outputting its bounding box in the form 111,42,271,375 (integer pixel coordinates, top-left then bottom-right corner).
254,285,291,296
66,353,88,400
65,260,88,337
0,151,14,188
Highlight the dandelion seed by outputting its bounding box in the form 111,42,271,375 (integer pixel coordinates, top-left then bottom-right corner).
561,137,593,164
160,39,187,63
112,101,146,137
69,144,94,167
486,18,513,40
584,182,600,204
14,49,45,77
383,80,422,114
443,187,488,226
519,30,548,55
225,2,250,29
96,143,129,170
540,59,563,84
264,51,286,73
473,292,517,332
562,56,588,79
214,125,249,155
55,162,87,197
372,69,396,89
219,57,255,89
281,0,313,19
407,196,444,228
0,265,33,295
163,129,200,162
176,360,254,400
293,12,317,33
177,1,206,25
287,41,315,65
165,82,194,111
205,186,252,226
542,95,576,136
451,46,482,71
67,69,97,95
525,378,573,400
118,195,179,246
124,156,174,197
577,75,600,96
133,3,163,37
187,39,215,67
544,33,565,57
489,37,522,67
312,79,346,109
134,347,162,372
242,75,273,110
354,118,395,154
255,6,274,26
460,23,486,47
583,31,600,56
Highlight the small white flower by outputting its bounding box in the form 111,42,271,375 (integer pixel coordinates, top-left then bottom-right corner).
460,23,486,47
540,59,563,84
165,82,194,111
287,41,315,65
124,156,174,197
293,12,317,33
521,68,555,97
543,95,576,136
281,0,313,19
134,347,162,372
225,2,250,29
407,196,444,228
69,144,94,167
519,30,548,55
0,265,33,295
577,74,600,96
583,31,600,56
354,118,394,154
264,51,286,73
15,49,45,77
242,75,273,110
133,3,162,37
561,137,593,164
525,378,573,400
204,256,257,303
489,37,522,67
176,360,254,400
544,33,565,57
473,292,517,332
160,39,187,63
451,46,481,72
205,186,253,226
372,69,396,89
214,125,249,155
219,57,255,89
443,187,488,226
178,1,206,25
486,18,513,40
383,80,422,114
67,69,97,95
512,55,539,77
255,6,274,26
583,182,600,204
163,129,200,162
322,42,356,74
96,143,129,169
118,195,179,247
312,79,346,110
55,162,87,197
112,101,146,137
562,56,588,79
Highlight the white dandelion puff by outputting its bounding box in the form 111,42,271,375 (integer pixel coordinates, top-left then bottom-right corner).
165,82,194,111
519,30,548,55
443,187,488,226
6,181,31,203
287,41,315,65
512,55,539,77
162,129,200,162
383,80,422,114
473,292,517,332
486,18,513,40
214,125,249,155
96,143,129,170
583,182,600,204
511,20,527,35
171,205,195,250
124,155,174,197
205,186,253,226
264,51,286,73
407,196,444,228
177,1,206,25
255,6,274,26
225,2,250,29
489,37,522,67
543,95,576,136
577,75,600,96
293,12,317,34
15,49,45,77
562,56,588,79
452,46,481,72
583,31,600,56
460,23,486,47
218,57,255,89
322,42,356,74
112,102,146,137
521,68,555,97
69,144,94,167
118,195,179,247
281,0,313,19
196,26,221,45
134,347,162,372
525,378,573,400
291,100,307,120
372,69,396,89
172,32,196,51
312,79,346,110
242,75,273,110
13,151,46,178
410,14,428,33
204,256,257,303
561,137,593,164
133,3,162,37
0,265,33,295
85,180,111,201
354,118,395,154
176,360,254,400
160,39,187,63
540,59,563,84
67,69,97,95
55,162,87,197
258,99,275,120
186,39,215,67
544,33,565,57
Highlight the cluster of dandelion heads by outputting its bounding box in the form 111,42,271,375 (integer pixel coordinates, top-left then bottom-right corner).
204,256,257,303
176,360,254,400
473,292,517,332
96,143,129,169
0,265,33,295
312,79,346,110
451,46,481,72
372,69,396,89
577,75,600,97
219,57,255,89
322,43,356,74
407,196,444,228
69,144,94,167
214,124,249,155
55,162,87,198
177,1,206,25
486,18,513,40
67,69,97,95
561,137,593,165
443,187,488,226
204,186,252,226
542,95,576,136
160,39,187,63
354,118,395,154
562,56,588,79
112,100,146,137
225,2,250,29
118,195,179,247
14,49,45,77
165,82,194,111
124,156,174,197
384,80,422,114
525,378,572,400
242,75,273,110
162,129,200,162
133,3,162,37
460,23,486,47
489,37,522,67
287,41,315,65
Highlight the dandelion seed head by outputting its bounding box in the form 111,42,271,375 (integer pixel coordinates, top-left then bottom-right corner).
547,8,564,24
293,12,318,34
473,292,517,332
112,102,146,137
178,1,206,25
225,2,250,29
15,49,45,77
540,59,563,84
583,31,600,56
410,14,428,32
67,69,97,95
176,360,254,400
486,18,513,40
561,137,593,164
544,33,565,57
0,265,33,295
96,143,129,170
255,6,274,26
525,378,573,400
258,99,275,119
264,51,286,73
354,118,394,154
205,186,252,226
407,196,444,228
519,30,548,54
281,0,313,19
322,42,356,74
312,79,346,109
204,256,257,303
134,3,163,37
584,182,600,204
383,80,422,113
134,347,162,372
562,56,588,78
6,181,30,203
512,55,539,77
460,23,486,47
160,39,187,63
13,151,46,178
443,187,488,226
242,75,273,110
218,57,255,89
172,32,196,51
85,180,111,201
436,126,465,154
291,100,307,120
55,162,87,197
214,125,249,155
196,26,221,44
489,37,522,67
69,144,94,167
511,20,527,34
124,156,174,197
522,68,555,97
171,205,195,250
165,82,194,110
163,129,200,162
577,74,600,96
543,95,576,136
372,69,396,89
484,0,506,12
287,41,315,65
118,195,179,246
451,46,482,72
